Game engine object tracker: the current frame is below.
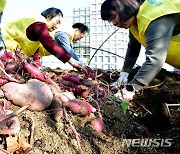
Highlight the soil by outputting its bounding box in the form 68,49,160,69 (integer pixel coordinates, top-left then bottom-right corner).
4,67,180,154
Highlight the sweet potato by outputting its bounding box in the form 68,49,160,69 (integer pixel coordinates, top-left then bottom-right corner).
66,99,96,116
5,62,20,73
74,85,89,98
59,80,89,98
59,80,79,92
59,92,76,105
33,50,41,68
2,79,53,111
62,74,82,85
23,61,52,84
0,77,9,85
90,119,105,133
0,51,14,62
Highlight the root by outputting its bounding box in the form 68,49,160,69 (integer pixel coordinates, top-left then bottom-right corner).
0,148,11,154
0,66,20,83
29,118,35,146
63,106,83,153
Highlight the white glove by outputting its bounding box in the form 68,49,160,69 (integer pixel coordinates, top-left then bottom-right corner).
118,72,129,84
68,57,90,76
110,71,129,89
68,57,80,66
114,87,135,101
78,59,88,67
68,57,83,72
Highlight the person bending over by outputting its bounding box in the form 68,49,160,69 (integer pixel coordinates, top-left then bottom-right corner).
1,7,87,73
101,0,180,100
55,22,88,65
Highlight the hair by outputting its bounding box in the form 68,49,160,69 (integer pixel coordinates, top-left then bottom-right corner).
41,7,63,19
101,0,144,22
72,23,88,33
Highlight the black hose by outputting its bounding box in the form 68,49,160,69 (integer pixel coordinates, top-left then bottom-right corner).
88,28,119,65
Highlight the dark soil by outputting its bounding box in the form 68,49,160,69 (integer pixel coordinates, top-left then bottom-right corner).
8,67,180,154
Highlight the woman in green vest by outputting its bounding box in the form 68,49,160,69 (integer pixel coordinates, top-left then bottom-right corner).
101,0,180,100
1,7,87,72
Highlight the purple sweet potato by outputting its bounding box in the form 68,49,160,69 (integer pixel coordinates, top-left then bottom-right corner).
62,74,82,85
2,79,53,111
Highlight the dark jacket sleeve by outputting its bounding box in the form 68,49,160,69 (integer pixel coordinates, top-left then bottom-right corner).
26,22,71,63
122,31,141,72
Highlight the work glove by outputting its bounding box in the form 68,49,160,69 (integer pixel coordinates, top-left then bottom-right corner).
79,59,94,78
114,86,135,101
68,57,91,77
110,71,129,89
118,71,129,84
79,59,88,67
68,57,83,71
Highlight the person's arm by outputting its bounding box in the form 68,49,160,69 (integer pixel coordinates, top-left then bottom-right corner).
26,22,71,63
55,31,80,61
122,31,141,72
0,12,3,25
129,14,177,90
0,12,4,50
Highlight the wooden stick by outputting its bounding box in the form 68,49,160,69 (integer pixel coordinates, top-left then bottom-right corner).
0,105,30,123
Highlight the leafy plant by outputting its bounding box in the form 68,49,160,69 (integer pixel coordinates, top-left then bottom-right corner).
120,100,130,114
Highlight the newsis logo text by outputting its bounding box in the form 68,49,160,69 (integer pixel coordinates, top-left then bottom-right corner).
122,138,173,147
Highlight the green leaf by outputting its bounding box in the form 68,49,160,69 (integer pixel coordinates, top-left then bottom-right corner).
120,100,130,114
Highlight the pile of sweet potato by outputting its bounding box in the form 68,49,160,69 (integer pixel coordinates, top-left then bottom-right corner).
0,49,117,153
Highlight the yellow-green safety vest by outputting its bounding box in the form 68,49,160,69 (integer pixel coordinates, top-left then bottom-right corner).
1,17,51,57
130,0,180,68
0,0,6,13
